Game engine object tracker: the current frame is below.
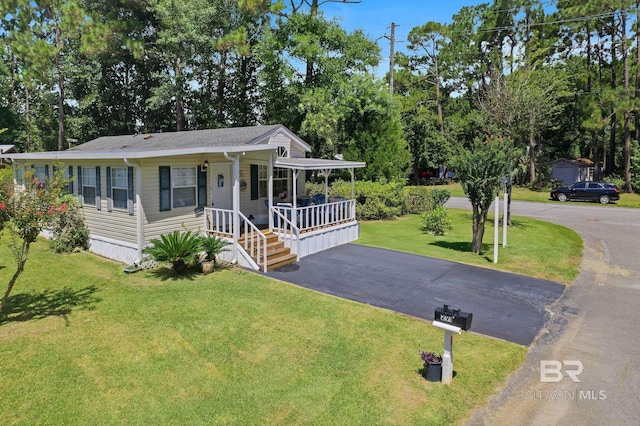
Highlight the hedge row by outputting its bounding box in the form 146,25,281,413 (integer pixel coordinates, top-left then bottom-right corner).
304,181,450,220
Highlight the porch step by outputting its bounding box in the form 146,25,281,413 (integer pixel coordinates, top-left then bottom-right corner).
262,252,298,271
239,231,297,271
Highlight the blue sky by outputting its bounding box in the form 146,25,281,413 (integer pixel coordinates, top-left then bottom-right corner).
321,0,486,72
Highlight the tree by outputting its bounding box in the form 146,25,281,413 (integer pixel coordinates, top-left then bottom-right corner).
0,168,69,319
452,137,514,254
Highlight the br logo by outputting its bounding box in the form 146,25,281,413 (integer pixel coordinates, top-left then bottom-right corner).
540,360,584,383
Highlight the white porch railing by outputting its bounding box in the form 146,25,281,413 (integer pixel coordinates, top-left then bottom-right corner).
205,207,268,272
275,199,356,233
272,207,300,256
205,208,234,236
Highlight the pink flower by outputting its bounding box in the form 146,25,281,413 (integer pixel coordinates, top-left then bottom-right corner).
35,211,43,216
0,202,5,210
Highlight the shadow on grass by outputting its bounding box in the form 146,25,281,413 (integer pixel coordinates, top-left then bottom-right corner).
1,285,101,325
428,241,474,252
148,266,199,282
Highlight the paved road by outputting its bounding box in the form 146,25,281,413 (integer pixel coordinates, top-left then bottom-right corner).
444,198,640,426
268,244,563,345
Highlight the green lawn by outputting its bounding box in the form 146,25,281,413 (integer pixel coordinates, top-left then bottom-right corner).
438,182,640,207
357,209,582,285
0,239,526,425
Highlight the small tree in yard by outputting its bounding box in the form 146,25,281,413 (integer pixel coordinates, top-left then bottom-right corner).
0,168,69,318
452,137,514,254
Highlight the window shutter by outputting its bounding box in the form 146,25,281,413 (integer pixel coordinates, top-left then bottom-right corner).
45,164,49,180
127,167,134,215
198,167,207,208
250,164,258,200
106,167,112,211
95,166,101,210
68,166,74,194
159,166,171,211
77,166,83,205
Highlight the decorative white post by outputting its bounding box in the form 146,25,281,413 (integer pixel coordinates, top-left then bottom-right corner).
503,192,508,247
493,196,499,264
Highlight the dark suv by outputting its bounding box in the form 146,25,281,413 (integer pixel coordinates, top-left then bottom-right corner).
550,181,620,204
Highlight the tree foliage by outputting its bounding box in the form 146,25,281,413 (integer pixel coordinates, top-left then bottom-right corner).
452,138,515,254
0,167,70,318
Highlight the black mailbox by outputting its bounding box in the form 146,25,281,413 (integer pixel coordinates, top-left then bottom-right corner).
434,305,473,331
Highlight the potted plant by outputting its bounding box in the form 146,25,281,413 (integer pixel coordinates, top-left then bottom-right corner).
419,350,443,382
199,235,231,274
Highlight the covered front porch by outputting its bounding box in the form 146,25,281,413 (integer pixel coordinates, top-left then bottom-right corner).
203,156,365,272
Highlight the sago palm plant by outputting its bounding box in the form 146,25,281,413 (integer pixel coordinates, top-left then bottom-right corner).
143,230,202,273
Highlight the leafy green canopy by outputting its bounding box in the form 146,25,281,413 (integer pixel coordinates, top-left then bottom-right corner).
452,137,514,253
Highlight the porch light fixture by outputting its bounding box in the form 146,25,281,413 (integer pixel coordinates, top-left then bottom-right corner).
200,159,209,172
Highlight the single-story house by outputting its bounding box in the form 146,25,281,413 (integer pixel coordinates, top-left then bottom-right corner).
550,158,598,185
2,125,365,271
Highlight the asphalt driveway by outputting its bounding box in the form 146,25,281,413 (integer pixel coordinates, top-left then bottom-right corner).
267,243,564,346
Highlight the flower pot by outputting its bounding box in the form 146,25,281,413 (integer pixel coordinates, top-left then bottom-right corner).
201,260,215,274
423,363,442,382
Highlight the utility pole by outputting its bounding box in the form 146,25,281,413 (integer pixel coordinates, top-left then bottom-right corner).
384,22,397,94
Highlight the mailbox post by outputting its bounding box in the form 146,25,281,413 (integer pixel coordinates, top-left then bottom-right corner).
432,305,473,385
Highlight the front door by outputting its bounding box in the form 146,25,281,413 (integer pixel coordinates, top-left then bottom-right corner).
210,163,232,210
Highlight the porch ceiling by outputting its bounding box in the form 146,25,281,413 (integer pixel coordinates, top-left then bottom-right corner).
275,157,365,171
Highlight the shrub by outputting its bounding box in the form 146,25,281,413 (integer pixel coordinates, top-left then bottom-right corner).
50,196,90,253
348,180,405,220
402,186,451,214
402,186,432,214
143,230,202,273
429,188,451,208
421,205,452,235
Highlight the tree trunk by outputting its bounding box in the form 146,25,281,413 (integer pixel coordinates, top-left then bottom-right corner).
607,22,617,176
622,9,633,193
217,50,227,125
175,59,185,131
54,21,65,151
471,205,486,254
0,241,29,319
528,115,536,183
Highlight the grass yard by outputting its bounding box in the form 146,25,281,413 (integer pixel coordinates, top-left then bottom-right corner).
357,209,582,284
438,182,640,207
0,239,526,425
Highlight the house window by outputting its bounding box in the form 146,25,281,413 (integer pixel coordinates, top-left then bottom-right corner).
258,165,268,198
258,165,289,199
82,167,97,206
111,167,128,210
34,165,47,184
277,145,289,158
14,164,25,186
172,167,196,208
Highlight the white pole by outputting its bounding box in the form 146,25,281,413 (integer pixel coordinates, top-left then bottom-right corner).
493,196,499,264
503,192,508,247
442,330,454,385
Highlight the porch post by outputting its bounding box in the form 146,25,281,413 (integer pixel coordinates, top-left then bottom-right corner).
322,168,331,201
268,152,274,232
224,152,241,263
349,168,355,199
292,168,301,227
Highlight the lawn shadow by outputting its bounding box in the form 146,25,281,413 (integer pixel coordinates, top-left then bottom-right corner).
1,285,101,325
428,241,474,252
148,266,199,282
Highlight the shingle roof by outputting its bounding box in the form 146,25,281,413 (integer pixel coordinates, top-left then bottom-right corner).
70,124,286,152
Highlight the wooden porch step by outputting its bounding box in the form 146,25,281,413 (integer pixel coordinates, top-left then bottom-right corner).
261,252,297,271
